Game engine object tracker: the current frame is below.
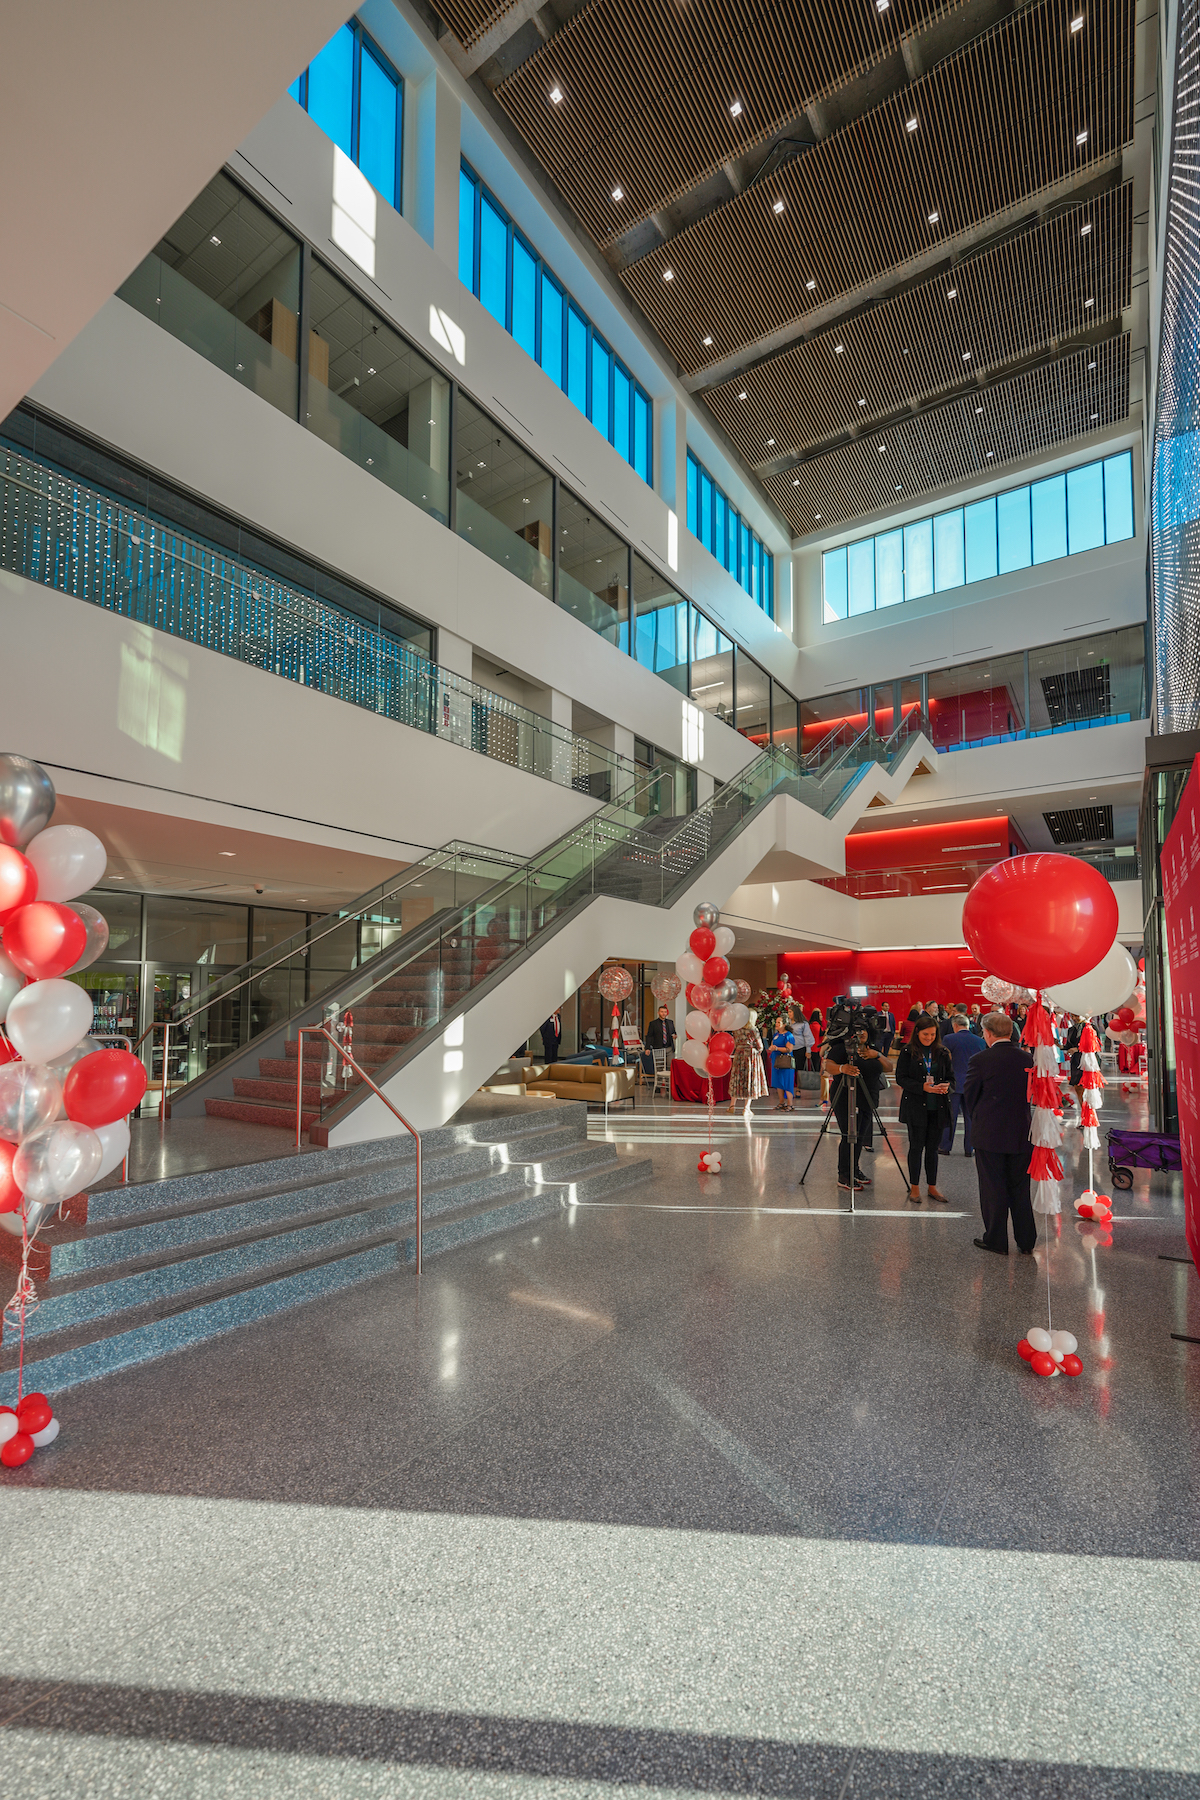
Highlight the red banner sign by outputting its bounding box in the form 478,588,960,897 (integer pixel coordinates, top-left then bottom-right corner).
1161,752,1200,1271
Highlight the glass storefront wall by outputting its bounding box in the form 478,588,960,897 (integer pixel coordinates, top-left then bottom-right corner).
557,490,630,650
632,555,689,693
690,612,734,728
735,656,771,747
454,393,554,599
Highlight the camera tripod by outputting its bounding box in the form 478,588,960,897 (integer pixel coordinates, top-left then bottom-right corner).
798,1065,908,1211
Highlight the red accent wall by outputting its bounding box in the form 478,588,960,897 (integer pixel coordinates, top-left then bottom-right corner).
844,817,1009,872
777,947,989,1022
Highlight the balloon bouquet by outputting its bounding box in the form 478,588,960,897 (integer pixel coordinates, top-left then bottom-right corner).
963,853,1121,1380
673,901,752,1174
0,754,148,1465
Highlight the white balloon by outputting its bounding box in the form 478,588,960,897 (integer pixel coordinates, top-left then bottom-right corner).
0,1411,17,1443
675,951,704,985
14,1120,103,1203
682,1039,709,1073
1045,943,1136,1017
0,1061,62,1140
712,925,736,958
1026,1326,1053,1353
6,979,93,1063
0,945,25,1024
684,1009,713,1042
30,1417,59,1448
718,1002,750,1032
1050,1329,1078,1355
93,1115,130,1182
25,825,106,903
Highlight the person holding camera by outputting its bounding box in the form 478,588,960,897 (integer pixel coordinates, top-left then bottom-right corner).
894,1015,952,1202
853,1024,888,1151
822,1007,876,1191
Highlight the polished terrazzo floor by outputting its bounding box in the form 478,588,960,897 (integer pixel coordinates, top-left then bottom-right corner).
1,1079,1198,1797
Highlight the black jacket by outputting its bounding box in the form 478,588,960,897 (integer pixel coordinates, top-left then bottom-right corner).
964,1040,1034,1153
645,1017,677,1051
894,1041,953,1130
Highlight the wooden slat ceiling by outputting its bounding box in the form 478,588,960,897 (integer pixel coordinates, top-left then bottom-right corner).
704,181,1132,468
496,0,968,242
761,333,1130,533
620,0,1133,377
436,0,523,52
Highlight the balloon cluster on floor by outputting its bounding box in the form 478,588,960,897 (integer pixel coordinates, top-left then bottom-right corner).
670,901,751,1175
962,851,1125,1383
0,754,148,1447
0,1390,59,1466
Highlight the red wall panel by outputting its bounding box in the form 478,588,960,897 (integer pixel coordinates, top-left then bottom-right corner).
777,947,989,1022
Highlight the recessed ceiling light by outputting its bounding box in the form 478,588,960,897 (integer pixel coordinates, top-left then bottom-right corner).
1071,12,1085,29
767,437,775,446
1088,359,1097,369
738,389,748,399
815,514,821,521
730,99,743,118
219,851,236,857
834,343,845,354
662,267,674,281
702,334,713,346
209,234,221,245
975,405,983,414
1091,411,1099,420
1080,220,1093,236
986,451,994,459
927,210,939,225
962,350,972,361
793,478,801,486
773,198,785,214
895,484,903,491
612,185,623,202
1085,296,1095,307
477,460,486,467
550,85,564,103
947,287,958,299
367,366,376,375
1076,128,1089,146
858,397,867,407
876,0,889,11
906,116,918,133
877,444,886,452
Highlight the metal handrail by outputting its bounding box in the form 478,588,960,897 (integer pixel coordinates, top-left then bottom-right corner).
296,1025,423,1274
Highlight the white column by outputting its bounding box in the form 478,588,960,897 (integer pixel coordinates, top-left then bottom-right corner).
526,684,573,784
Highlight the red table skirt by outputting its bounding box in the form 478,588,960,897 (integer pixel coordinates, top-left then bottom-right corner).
670,1059,731,1103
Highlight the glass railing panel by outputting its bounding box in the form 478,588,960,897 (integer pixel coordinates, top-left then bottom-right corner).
556,567,627,650
455,489,553,599
306,377,449,525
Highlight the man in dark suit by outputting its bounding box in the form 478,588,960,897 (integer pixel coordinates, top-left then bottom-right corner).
940,1014,982,1156
964,1011,1036,1256
540,1011,562,1063
642,1004,677,1074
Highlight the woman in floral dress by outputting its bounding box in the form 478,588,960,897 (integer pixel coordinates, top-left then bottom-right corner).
727,1015,769,1114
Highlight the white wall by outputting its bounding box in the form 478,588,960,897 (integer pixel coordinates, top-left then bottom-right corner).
30,298,758,790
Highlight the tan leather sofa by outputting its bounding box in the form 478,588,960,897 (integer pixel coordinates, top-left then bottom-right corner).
516,1060,636,1113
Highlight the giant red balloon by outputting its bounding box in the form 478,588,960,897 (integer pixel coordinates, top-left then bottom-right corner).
0,847,37,924
689,927,716,961
702,956,729,987
961,854,1118,990
0,1139,19,1213
3,902,87,980
63,1048,148,1127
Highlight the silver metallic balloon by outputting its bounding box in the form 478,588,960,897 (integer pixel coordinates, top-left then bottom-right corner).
0,945,25,1024
0,1061,61,1141
14,1120,103,1204
711,979,738,1006
0,754,55,850
65,904,109,974
693,901,720,928
49,1037,102,1075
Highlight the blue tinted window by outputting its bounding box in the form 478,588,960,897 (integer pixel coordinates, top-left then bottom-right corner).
964,496,997,583
479,196,507,326
823,548,848,621
848,539,875,614
686,454,698,535
904,519,933,598
1067,461,1105,554
540,271,564,386
591,337,611,439
1031,473,1067,563
511,236,536,358
613,364,631,461
307,25,355,159
1104,451,1134,542
458,168,476,290
876,529,904,606
567,307,588,412
997,486,1031,572
359,47,399,207
934,508,965,591
288,74,304,103
633,390,650,482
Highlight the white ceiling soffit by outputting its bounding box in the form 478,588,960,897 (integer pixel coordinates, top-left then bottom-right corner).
0,0,351,420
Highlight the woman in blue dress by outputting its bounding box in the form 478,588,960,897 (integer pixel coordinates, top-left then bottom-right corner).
770,1022,797,1112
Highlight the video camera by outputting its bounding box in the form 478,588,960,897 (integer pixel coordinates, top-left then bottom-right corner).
826,993,879,1044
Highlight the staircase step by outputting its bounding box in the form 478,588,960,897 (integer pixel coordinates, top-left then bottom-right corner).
205,1097,318,1130
233,1076,322,1103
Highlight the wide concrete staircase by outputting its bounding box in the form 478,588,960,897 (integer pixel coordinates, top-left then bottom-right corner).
0,1100,649,1402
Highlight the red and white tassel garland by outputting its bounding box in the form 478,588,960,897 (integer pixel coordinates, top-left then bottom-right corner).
1024,998,1063,1214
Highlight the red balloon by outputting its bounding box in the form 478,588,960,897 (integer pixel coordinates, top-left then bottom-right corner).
0,1036,19,1066
16,1392,49,1417
3,902,87,980
706,1050,732,1078
1062,1354,1083,1377
961,854,1118,990
16,1397,51,1434
689,927,716,960
702,956,730,987
709,1032,735,1058
0,1139,19,1213
1017,1338,1034,1361
1029,1351,1056,1377
0,1431,33,1468
0,847,37,924
63,1048,148,1127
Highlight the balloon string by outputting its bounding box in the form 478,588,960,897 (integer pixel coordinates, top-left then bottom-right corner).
3,1218,42,1406
1045,1224,1053,1335
706,1077,714,1147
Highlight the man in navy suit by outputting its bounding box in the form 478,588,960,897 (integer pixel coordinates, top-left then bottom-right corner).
964,1012,1037,1255
940,1014,982,1156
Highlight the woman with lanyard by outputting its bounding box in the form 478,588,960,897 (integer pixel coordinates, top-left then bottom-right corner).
894,1013,952,1203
